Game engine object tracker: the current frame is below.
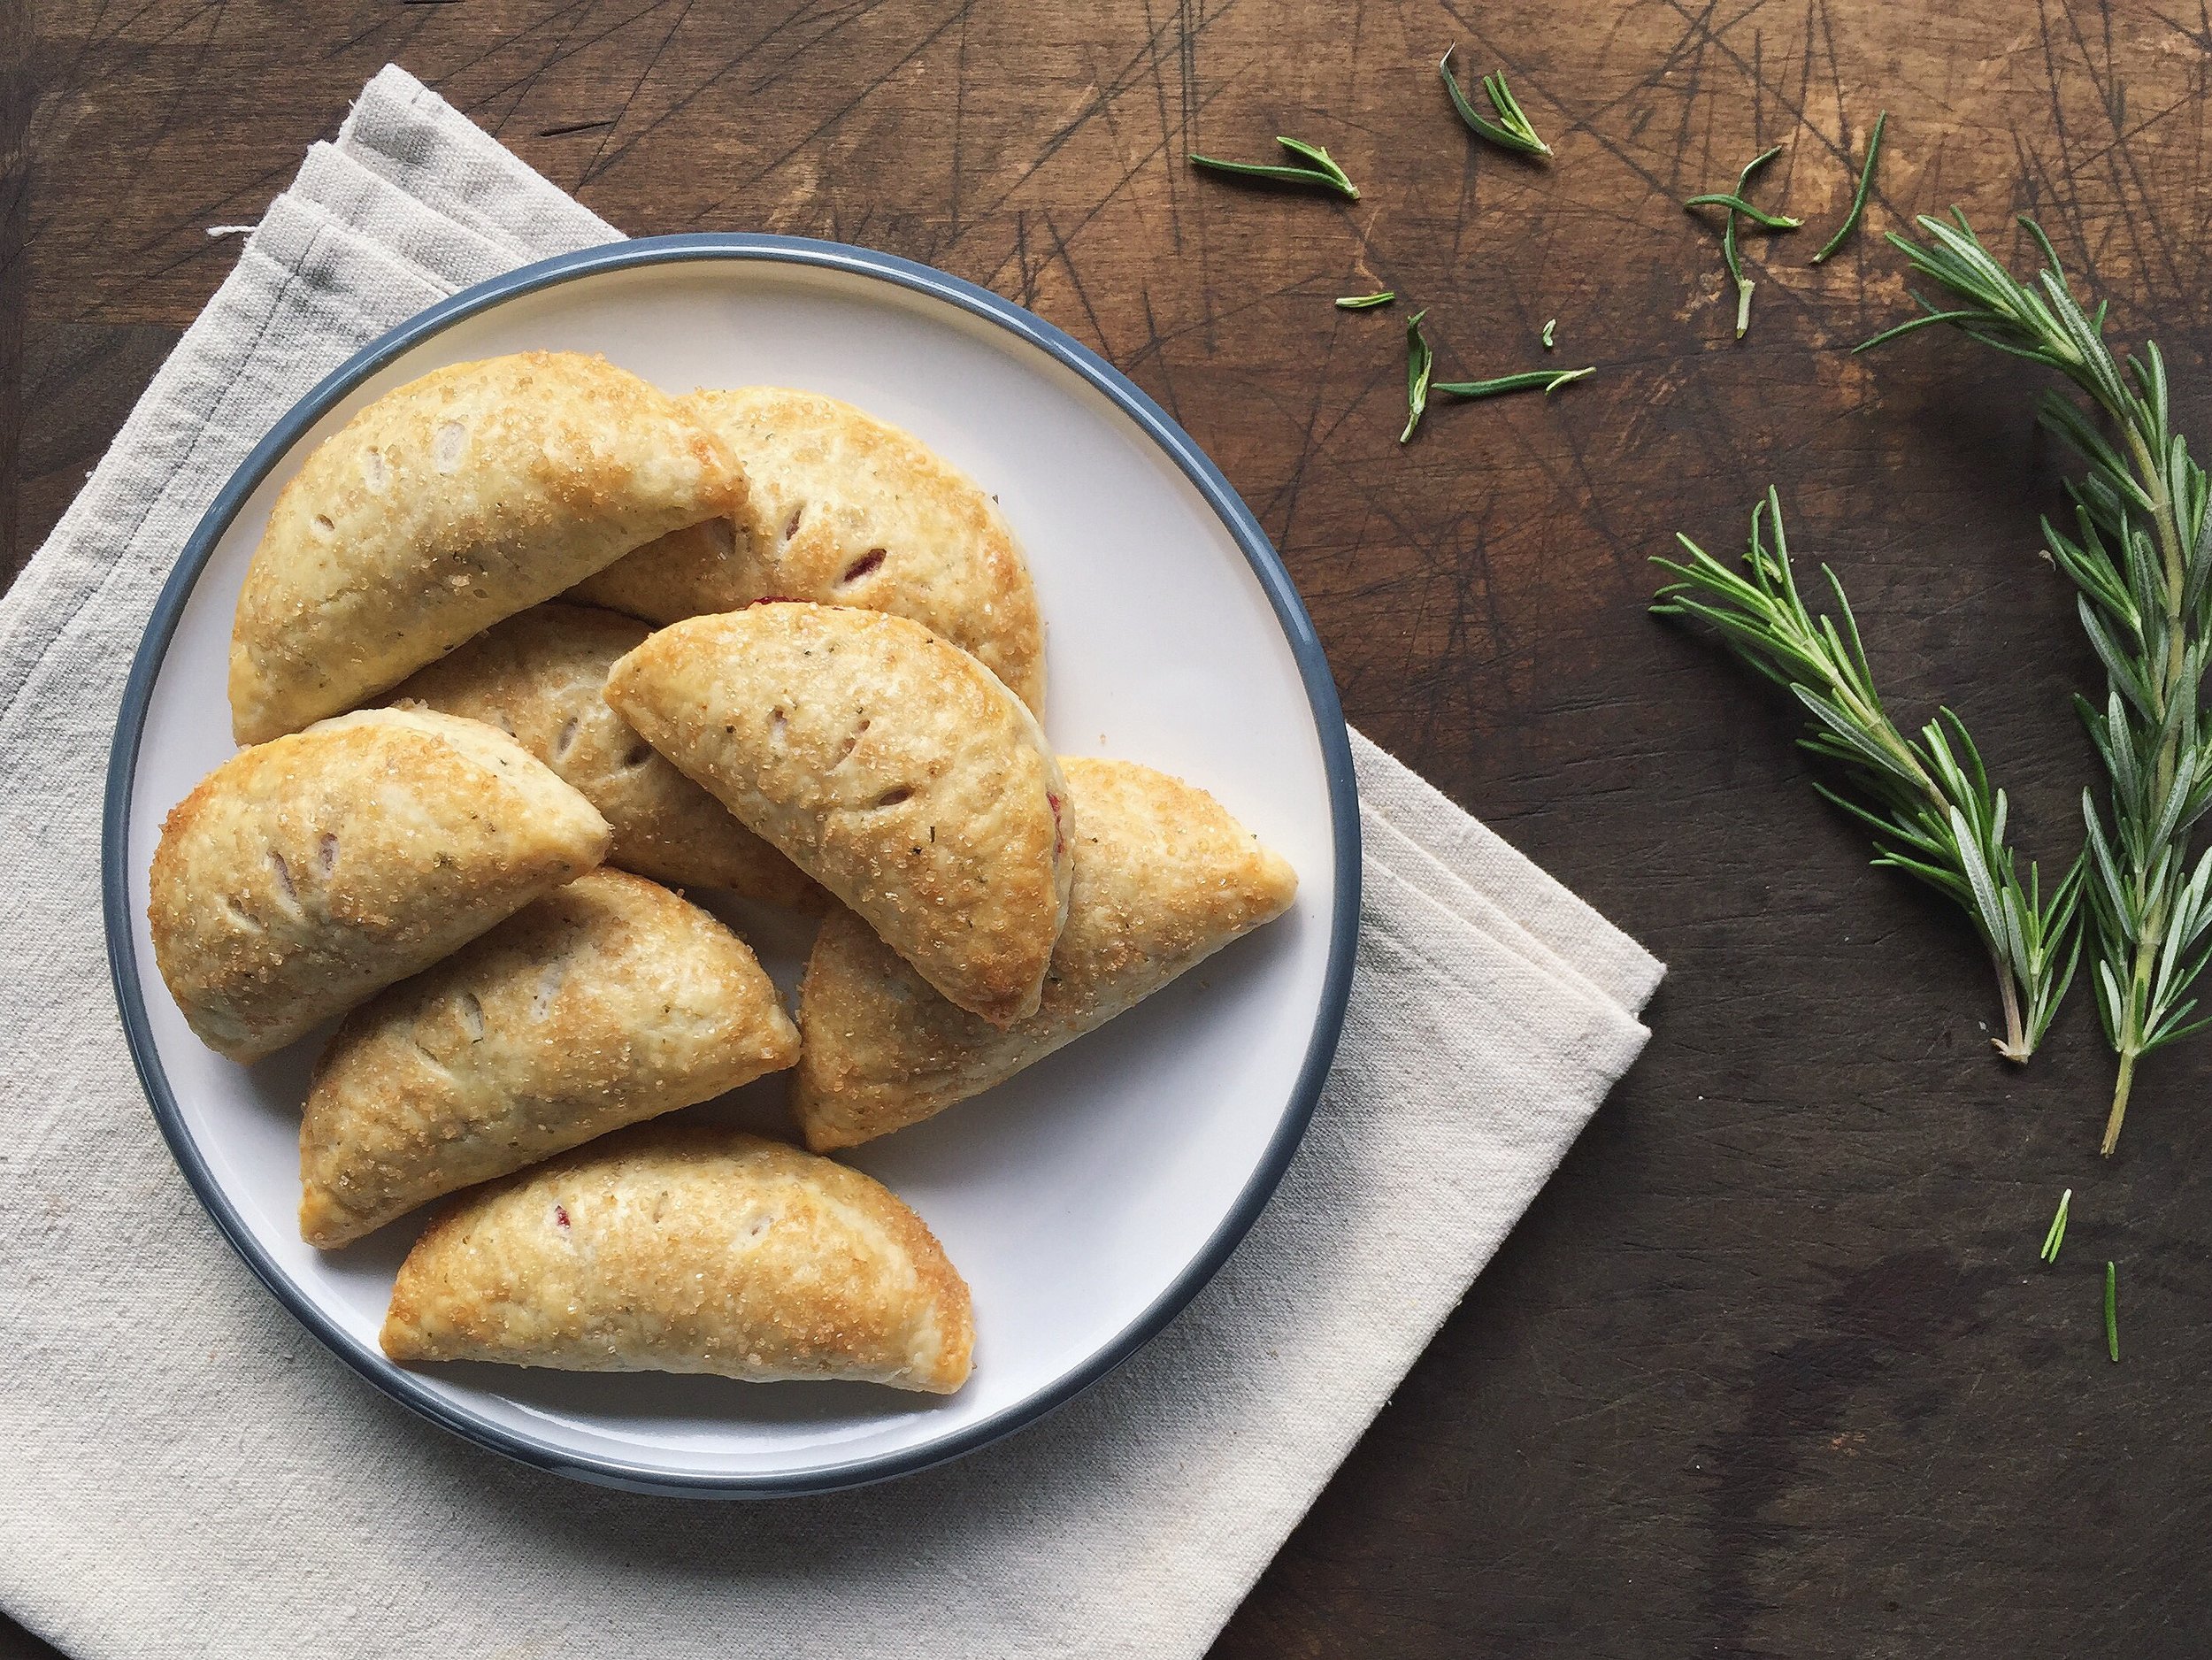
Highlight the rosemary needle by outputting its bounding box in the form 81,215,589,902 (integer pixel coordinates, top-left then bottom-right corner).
1686,145,1801,338
2039,1187,2071,1264
1812,111,1886,264
1433,365,1594,398
1683,189,1803,231
1400,308,1433,443
1438,47,1552,158
1188,136,1360,199
1336,290,1395,310
2105,1261,2119,1362
1541,318,1558,350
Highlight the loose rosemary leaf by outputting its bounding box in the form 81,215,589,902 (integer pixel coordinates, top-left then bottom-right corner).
1865,211,2212,1151
1541,318,1558,350
1400,308,1433,444
1686,145,1801,338
1273,136,1359,195
1433,365,1594,398
1655,488,2084,1058
1188,136,1361,199
2106,1261,2120,1361
1683,189,1802,231
1438,47,1552,157
1336,290,1395,310
2040,1187,2072,1263
1812,111,1886,264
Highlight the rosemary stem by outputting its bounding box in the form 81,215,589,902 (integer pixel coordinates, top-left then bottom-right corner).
1834,669,1939,796
1992,942,2030,1061
2105,1047,2138,1156
2101,420,2191,1154
2129,422,2190,800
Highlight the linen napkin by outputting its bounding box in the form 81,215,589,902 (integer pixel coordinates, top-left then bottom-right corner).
0,67,1662,1660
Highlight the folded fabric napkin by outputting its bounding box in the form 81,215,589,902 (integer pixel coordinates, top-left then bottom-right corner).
0,67,1661,1660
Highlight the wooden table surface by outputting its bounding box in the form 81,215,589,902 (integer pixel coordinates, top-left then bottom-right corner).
8,3,2211,1655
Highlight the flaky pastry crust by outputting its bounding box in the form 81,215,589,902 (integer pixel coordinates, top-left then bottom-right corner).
381,1124,973,1393
792,757,1295,1148
148,707,610,1063
230,351,747,742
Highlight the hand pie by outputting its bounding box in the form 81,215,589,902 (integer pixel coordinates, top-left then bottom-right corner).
148,707,611,1063
299,869,801,1248
230,350,748,743
385,602,817,906
381,1124,974,1393
570,387,1046,712
793,758,1297,1149
605,602,1071,1026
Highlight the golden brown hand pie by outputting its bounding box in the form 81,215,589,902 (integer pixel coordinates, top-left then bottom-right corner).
380,1124,974,1393
230,350,748,743
299,869,800,1248
148,707,611,1064
605,602,1071,1026
792,757,1297,1149
384,602,818,906
569,386,1045,712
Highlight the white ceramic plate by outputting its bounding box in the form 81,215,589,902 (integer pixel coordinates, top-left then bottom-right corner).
104,235,1358,1496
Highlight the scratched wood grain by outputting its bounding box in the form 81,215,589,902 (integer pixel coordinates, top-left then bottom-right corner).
7,3,2212,1656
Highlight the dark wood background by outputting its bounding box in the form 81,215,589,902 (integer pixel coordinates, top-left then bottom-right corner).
8,2,2212,1655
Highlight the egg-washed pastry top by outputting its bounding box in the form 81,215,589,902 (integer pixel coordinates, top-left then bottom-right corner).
386,601,817,906
148,706,611,1064
605,602,1071,1027
792,757,1297,1149
380,1124,974,1393
230,350,748,743
299,868,800,1248
571,386,1045,714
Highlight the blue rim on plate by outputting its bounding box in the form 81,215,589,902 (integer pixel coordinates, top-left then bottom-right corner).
101,233,1362,1498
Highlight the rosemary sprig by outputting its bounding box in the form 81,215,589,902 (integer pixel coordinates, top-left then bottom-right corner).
1433,365,1594,398
1541,318,1558,350
1336,289,1395,311
1655,488,2084,1058
1864,212,2212,1153
1812,111,1886,264
1438,48,1552,157
2039,1187,2072,1263
2105,1261,2120,1360
1687,145,1801,338
1401,308,1433,444
1188,136,1360,199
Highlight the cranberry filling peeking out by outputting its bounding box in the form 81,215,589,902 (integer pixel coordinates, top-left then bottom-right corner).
553,1204,571,1231
1048,790,1065,859
840,548,887,585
